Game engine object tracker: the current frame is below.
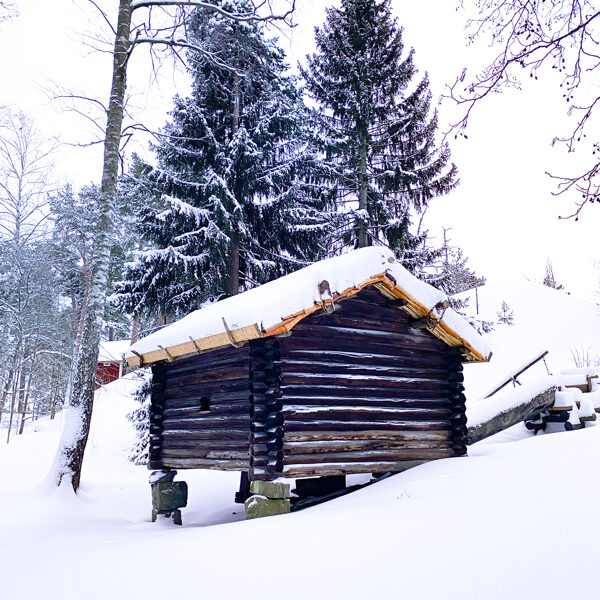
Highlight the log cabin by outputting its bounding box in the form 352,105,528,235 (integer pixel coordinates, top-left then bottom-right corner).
126,247,490,489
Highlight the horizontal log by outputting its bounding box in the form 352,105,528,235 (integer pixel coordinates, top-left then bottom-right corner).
281,373,453,391
277,348,461,371
276,360,453,380
279,448,455,464
252,460,430,479
251,440,452,456
164,379,250,397
280,384,454,400
289,323,446,350
162,416,250,430
162,439,249,450
280,335,448,360
163,404,250,419
282,429,451,442
278,395,452,410
165,367,249,389
282,419,452,432
162,429,250,441
308,313,422,336
163,390,251,405
161,448,249,460
280,439,453,454
166,352,249,377
281,406,453,421
162,458,249,470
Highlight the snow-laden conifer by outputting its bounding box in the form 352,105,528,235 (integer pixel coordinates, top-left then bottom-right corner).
301,0,457,260
114,1,334,319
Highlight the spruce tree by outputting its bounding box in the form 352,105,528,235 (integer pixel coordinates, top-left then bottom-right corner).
301,0,457,261
114,1,333,320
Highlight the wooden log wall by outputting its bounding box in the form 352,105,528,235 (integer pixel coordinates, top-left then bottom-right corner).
250,286,467,480
150,345,252,471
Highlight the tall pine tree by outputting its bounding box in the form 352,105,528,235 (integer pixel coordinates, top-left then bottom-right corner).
301,0,457,262
114,1,333,320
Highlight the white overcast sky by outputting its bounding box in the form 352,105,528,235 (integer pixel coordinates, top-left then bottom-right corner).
1,0,598,300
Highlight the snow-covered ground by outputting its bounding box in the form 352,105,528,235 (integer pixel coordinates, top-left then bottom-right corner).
2,280,600,600
463,280,600,425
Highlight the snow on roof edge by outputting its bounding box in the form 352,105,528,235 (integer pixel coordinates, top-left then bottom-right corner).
127,247,491,366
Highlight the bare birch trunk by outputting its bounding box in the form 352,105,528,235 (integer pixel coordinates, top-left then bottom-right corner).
50,0,133,491
6,365,19,443
0,365,14,429
18,368,34,435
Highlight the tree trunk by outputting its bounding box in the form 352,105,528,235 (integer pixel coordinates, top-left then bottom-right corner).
227,240,240,297
227,73,241,297
0,365,14,429
131,314,139,344
6,365,19,443
18,368,34,435
50,0,133,491
357,131,369,248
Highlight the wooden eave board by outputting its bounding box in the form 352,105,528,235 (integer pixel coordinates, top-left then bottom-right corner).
127,273,486,368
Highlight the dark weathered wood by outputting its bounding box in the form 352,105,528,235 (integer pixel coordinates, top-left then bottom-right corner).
281,335,449,360
163,404,250,419
163,390,250,411
281,406,453,421
164,367,248,389
153,284,468,476
252,460,430,479
281,395,452,409
282,419,452,431
162,458,249,470
162,416,250,429
277,348,461,370
290,322,446,349
166,352,249,378
280,384,456,400
278,361,453,380
164,378,250,398
278,448,455,464
467,388,556,445
282,429,451,442
162,428,249,441
162,439,250,450
162,448,249,460
280,439,453,454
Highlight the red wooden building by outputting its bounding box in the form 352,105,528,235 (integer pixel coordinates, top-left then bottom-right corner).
96,340,130,388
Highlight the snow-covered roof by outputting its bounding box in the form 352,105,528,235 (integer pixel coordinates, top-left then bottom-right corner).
126,247,491,367
98,340,131,363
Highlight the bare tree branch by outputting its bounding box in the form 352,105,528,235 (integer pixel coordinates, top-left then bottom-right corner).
131,0,296,24
447,1,600,218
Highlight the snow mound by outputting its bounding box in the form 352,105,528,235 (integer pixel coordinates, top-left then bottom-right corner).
460,280,600,402
2,366,600,599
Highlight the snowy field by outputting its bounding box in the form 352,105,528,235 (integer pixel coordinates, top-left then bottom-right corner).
3,280,600,600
